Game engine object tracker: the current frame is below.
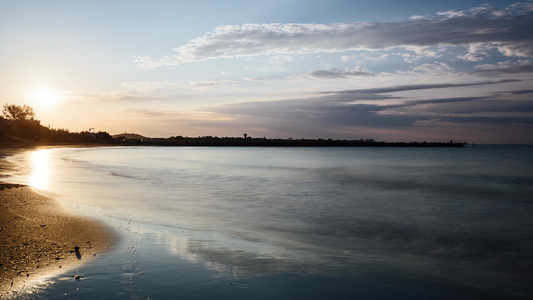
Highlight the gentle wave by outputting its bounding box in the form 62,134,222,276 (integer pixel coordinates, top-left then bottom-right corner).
106,171,153,185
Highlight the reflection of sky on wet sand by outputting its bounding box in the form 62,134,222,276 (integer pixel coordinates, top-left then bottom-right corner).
152,229,301,277
134,224,379,280
126,224,312,278
18,214,460,300
128,219,514,292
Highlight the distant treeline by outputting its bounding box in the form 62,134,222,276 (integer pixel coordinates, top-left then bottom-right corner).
116,136,465,147
1,104,464,147
0,104,114,144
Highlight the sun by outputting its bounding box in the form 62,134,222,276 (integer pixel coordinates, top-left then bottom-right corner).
30,88,62,108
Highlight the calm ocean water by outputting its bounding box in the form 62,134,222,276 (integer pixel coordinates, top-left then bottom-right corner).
7,145,533,299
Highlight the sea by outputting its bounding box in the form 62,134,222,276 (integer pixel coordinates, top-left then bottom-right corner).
6,145,533,299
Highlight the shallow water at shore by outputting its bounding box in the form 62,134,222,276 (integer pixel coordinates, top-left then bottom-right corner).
6,145,533,299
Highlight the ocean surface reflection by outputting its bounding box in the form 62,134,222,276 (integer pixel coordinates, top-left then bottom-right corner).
7,146,533,299
28,149,53,190
148,225,324,278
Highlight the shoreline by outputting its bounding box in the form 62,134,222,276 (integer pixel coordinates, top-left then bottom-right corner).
0,144,116,297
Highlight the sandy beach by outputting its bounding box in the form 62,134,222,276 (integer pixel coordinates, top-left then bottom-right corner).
0,144,115,297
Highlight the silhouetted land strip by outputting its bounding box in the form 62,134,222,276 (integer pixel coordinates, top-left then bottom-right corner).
1,134,466,148
115,136,466,147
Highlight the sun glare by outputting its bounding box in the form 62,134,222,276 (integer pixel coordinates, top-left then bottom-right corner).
29,150,52,190
30,88,62,108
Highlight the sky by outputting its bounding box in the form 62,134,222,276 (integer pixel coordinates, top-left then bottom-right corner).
1,0,532,143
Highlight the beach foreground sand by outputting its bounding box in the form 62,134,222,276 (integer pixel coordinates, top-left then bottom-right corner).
0,146,115,297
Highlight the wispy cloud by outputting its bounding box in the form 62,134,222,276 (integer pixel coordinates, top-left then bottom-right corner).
342,53,389,62
121,80,236,93
307,67,374,80
470,60,533,76
197,79,532,140
318,79,520,96
62,90,159,102
135,2,533,69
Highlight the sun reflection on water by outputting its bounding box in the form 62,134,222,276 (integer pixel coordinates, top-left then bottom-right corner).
29,150,52,190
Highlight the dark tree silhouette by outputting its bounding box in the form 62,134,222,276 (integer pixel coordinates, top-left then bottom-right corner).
2,104,35,121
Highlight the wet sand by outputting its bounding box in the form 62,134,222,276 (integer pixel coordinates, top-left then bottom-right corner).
0,145,115,297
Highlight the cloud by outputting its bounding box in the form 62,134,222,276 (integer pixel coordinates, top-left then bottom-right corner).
389,95,533,117
421,2,533,20
435,4,493,19
456,43,490,62
318,79,520,97
121,80,236,93
470,60,533,76
307,67,374,80
411,62,454,75
509,89,533,95
195,79,533,141
189,81,227,88
136,2,533,68
457,52,486,62
342,53,389,62
266,55,295,65
121,81,183,93
62,90,159,102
